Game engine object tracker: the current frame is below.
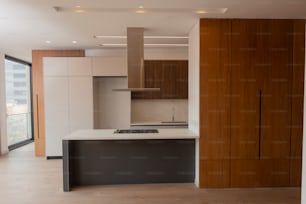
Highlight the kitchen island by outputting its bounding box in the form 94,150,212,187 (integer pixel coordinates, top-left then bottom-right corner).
62,129,198,192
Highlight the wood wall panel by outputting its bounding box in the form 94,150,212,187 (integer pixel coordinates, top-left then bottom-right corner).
290,159,302,186
200,160,230,188
289,20,305,187
32,50,85,156
230,20,263,160
199,19,231,187
230,160,261,187
199,19,305,188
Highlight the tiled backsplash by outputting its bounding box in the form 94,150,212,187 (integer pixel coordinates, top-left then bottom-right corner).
131,99,188,123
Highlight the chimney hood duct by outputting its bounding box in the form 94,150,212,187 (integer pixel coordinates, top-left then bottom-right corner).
113,27,160,92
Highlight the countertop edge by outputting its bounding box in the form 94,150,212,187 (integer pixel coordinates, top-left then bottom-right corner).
63,129,199,141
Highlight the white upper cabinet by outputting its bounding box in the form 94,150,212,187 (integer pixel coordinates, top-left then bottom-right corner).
43,57,68,76
92,56,127,76
68,57,92,76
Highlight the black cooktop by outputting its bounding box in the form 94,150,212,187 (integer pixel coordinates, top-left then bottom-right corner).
114,129,159,134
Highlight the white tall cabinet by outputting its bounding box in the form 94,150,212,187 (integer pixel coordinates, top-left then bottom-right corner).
43,57,93,157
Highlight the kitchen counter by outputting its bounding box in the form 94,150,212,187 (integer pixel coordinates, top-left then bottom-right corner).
63,128,198,140
63,128,197,192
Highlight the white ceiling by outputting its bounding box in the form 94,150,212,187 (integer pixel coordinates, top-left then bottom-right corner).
0,0,305,62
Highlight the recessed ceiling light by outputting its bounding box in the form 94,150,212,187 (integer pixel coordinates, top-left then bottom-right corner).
135,9,146,14
45,40,51,44
195,10,207,14
72,40,77,44
74,9,85,13
75,5,81,8
194,8,228,14
138,6,144,9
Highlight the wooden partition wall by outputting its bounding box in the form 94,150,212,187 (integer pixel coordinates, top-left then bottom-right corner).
199,19,305,187
32,50,85,156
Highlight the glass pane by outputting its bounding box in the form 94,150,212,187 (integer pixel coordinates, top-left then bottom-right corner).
7,113,31,145
5,58,32,146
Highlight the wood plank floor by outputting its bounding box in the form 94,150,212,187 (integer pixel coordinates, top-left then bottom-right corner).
0,143,301,204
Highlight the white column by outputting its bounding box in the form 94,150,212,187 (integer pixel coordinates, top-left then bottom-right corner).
0,53,8,155
188,20,200,187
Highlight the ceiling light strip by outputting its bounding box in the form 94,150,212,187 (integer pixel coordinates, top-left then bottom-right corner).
100,43,188,47
94,35,188,39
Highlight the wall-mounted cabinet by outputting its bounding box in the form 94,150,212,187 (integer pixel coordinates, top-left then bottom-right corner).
92,56,127,76
199,19,305,188
132,60,188,99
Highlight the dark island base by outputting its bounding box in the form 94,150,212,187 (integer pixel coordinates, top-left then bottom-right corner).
63,139,195,192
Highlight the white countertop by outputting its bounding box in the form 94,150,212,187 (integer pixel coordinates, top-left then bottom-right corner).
63,128,198,140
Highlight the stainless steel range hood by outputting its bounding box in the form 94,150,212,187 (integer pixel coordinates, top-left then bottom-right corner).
113,28,160,92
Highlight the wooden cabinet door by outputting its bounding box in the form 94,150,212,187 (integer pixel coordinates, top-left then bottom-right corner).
260,159,290,187
199,19,231,161
161,61,177,98
230,20,265,159
144,61,162,99
230,159,290,187
230,160,261,187
260,20,292,159
200,160,230,188
175,61,188,99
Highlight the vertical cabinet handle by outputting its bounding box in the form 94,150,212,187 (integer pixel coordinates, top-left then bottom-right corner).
258,89,262,160
36,94,40,139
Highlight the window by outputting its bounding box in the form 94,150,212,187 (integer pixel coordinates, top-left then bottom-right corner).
5,56,33,149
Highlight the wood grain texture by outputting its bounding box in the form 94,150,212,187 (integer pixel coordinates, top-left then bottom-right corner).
200,160,230,188
230,160,261,187
290,159,302,186
289,20,305,187
291,20,305,160
199,19,231,162
230,20,263,160
175,61,188,99
199,19,305,188
32,50,85,156
260,20,293,160
131,60,188,99
231,159,290,187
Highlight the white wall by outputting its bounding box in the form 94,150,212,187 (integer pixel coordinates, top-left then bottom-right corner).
93,77,130,129
0,53,8,155
301,24,306,203
131,99,188,123
188,21,200,135
188,20,200,187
